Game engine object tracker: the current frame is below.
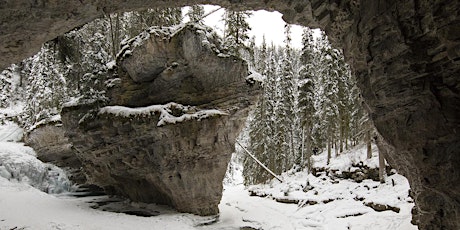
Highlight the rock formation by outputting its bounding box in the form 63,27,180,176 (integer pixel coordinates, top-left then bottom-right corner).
61,24,260,216
25,125,86,184
1,1,459,229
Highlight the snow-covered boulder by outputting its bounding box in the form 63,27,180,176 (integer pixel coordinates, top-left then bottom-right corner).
61,24,260,216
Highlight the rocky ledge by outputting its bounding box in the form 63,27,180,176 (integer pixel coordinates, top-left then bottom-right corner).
61,24,260,216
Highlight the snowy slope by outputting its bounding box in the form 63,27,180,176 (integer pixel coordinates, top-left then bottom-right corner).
245,145,418,230
0,122,23,142
0,122,74,195
0,122,418,229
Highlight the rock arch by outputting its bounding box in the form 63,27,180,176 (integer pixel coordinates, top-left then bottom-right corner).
1,1,459,229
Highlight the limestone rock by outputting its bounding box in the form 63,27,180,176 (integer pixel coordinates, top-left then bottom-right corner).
61,24,260,216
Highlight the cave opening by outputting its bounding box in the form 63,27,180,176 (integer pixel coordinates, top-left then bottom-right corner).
0,1,459,229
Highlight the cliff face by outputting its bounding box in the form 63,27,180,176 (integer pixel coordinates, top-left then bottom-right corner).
61,24,260,216
1,1,459,228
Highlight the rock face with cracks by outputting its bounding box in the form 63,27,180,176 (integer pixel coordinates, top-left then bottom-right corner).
61,24,260,216
1,0,460,229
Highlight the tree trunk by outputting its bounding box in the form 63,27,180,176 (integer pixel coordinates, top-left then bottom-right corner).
375,134,387,184
305,127,312,169
339,122,344,153
108,13,121,59
344,121,349,150
301,126,305,166
290,129,295,166
334,138,338,157
379,148,386,183
366,129,372,159
327,131,332,165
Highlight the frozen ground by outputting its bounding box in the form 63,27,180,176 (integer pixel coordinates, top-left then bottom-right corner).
0,122,418,230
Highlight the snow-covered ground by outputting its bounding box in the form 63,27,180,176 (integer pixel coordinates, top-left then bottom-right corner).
0,122,418,230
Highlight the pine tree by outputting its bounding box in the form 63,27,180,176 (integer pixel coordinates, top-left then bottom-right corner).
298,27,317,170
308,31,339,164
20,43,68,128
186,5,205,23
222,10,252,56
0,66,14,108
253,35,268,74
244,39,280,185
58,18,111,99
246,87,270,185
277,24,297,169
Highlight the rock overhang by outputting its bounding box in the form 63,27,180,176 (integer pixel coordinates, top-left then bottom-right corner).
61,23,261,216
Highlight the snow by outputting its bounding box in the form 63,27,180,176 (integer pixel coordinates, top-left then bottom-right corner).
62,96,105,110
312,144,385,172
105,77,121,88
116,23,225,62
116,24,183,60
105,60,117,70
0,102,24,120
62,96,86,108
0,123,74,195
99,102,228,127
0,122,418,229
0,122,23,142
246,70,265,83
28,114,62,132
245,145,417,230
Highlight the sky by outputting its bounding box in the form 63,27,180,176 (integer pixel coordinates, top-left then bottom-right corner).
184,5,306,48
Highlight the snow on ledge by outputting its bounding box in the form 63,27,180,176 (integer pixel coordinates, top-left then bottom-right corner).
98,102,229,127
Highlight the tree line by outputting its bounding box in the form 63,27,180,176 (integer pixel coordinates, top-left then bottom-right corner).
243,26,371,185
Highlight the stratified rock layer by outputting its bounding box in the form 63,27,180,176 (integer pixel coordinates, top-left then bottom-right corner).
61,24,259,216
1,1,459,229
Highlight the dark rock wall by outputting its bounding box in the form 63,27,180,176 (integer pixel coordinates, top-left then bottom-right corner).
1,1,459,228
340,2,460,229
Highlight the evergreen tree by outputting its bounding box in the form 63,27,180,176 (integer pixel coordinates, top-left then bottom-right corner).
0,66,15,108
277,24,297,169
20,43,68,128
318,37,339,164
246,87,270,184
254,35,268,74
55,18,111,101
186,5,205,23
222,10,252,55
298,27,317,170
244,40,280,185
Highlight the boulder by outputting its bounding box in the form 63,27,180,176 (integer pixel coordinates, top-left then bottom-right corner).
25,125,86,184
61,24,260,216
